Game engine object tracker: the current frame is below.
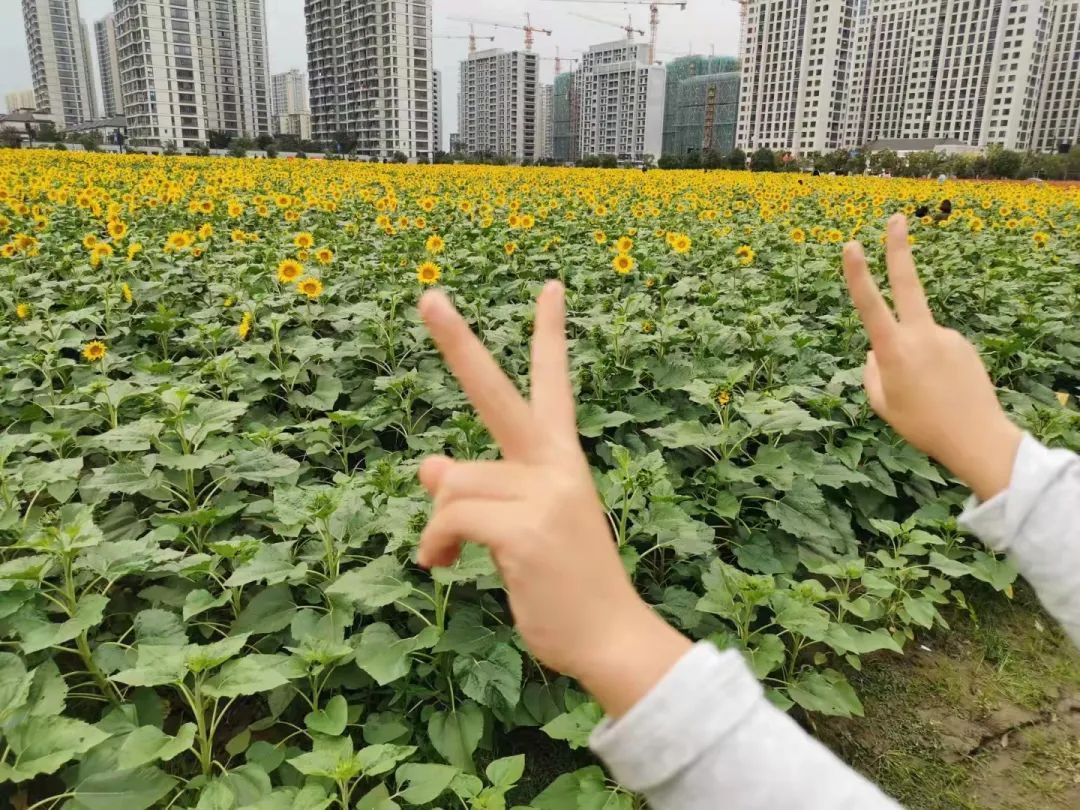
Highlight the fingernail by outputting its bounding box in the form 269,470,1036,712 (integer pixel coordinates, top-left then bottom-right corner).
419,289,451,322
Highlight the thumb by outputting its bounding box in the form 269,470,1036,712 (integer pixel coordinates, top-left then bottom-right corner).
863,351,888,415
419,456,455,496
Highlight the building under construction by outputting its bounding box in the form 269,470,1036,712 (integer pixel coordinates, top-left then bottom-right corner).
662,55,741,158
552,71,579,163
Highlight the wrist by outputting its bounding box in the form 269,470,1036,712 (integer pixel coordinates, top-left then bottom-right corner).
941,415,1022,503
575,600,693,719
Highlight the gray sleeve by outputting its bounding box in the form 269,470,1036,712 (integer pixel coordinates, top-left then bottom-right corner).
959,433,1080,647
590,643,901,810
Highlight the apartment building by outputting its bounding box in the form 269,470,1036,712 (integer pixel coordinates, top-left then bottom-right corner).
271,69,312,141
662,55,740,157
1032,0,1080,152
536,83,554,161
5,90,36,113
113,0,270,148
577,40,666,162
740,0,1077,155
20,0,98,129
433,69,443,153
306,0,434,159
95,13,122,117
458,49,539,161
552,71,580,163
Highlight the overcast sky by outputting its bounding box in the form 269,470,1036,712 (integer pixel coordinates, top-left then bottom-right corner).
0,0,741,147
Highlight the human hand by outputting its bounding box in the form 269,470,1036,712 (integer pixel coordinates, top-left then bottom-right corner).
842,214,1022,502
417,282,691,717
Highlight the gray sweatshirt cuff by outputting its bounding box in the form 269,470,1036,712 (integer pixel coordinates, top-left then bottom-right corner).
959,433,1070,550
589,641,762,792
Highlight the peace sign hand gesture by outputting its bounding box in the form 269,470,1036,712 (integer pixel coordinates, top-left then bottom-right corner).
842,214,1022,502
417,282,690,717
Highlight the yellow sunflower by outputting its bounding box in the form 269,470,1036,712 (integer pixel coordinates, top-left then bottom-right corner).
790,227,806,244
297,277,324,299
277,259,303,284
504,242,518,256
615,236,634,253
425,234,446,254
417,261,442,285
612,254,636,274
315,247,334,265
15,303,30,320
294,232,315,250
82,341,107,362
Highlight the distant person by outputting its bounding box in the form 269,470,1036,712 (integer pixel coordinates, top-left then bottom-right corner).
415,214,1079,809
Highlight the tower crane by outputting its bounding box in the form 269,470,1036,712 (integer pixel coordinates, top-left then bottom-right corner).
541,0,688,64
447,13,553,52
569,11,646,41
436,27,496,55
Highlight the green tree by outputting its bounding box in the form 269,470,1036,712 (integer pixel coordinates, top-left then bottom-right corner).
598,154,618,169
256,133,275,150
868,149,902,175
986,147,1022,179
208,130,232,149
725,147,747,170
750,147,777,172
657,154,682,169
702,149,724,170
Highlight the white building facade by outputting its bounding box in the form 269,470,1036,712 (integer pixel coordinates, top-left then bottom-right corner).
306,0,435,159
577,40,666,162
433,69,443,154
5,90,36,112
94,13,122,117
20,0,98,129
271,69,311,141
458,49,539,160
113,0,270,148
739,0,1079,155
536,83,554,160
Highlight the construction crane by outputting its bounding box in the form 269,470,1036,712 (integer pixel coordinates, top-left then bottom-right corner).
436,30,496,55
570,11,646,41
537,47,582,73
447,13,553,52
542,1,688,64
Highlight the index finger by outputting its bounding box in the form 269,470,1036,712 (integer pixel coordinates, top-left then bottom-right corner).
530,281,578,441
420,290,538,460
885,214,934,325
843,241,896,352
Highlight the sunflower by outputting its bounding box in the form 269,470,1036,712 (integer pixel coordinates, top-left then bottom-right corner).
91,243,114,264
615,236,634,253
294,232,315,249
593,230,607,245
315,247,334,265
790,227,806,244
238,311,253,340
127,242,143,260
736,245,755,266
417,261,441,285
612,254,635,274
419,197,436,212
670,233,692,254
198,223,214,240
297,277,324,299
1032,231,1050,248
413,216,427,229
825,228,843,243
82,341,107,362
121,283,133,304
716,390,732,407
425,234,446,254
227,201,244,217
640,320,655,334
507,213,521,229
504,242,518,256
107,221,128,240
520,214,536,230
82,234,98,249
277,259,303,283
231,229,246,243
15,303,30,320
165,231,193,252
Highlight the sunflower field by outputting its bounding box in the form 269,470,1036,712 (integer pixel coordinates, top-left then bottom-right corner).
1,150,1079,809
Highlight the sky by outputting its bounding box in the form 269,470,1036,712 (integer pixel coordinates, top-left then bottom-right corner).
0,0,741,148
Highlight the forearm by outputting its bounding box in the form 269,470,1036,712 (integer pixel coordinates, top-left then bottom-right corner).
590,643,901,810
960,433,1080,646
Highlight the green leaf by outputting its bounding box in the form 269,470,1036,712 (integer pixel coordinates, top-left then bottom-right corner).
927,552,974,578
117,723,196,769
0,653,32,724
111,645,189,687
355,784,400,810
16,593,109,654
396,763,460,804
427,702,484,771
325,556,411,609
231,584,295,635
432,608,503,655
183,588,232,621
223,448,301,483
134,608,188,646
745,634,787,679
644,420,726,449
187,400,249,447
355,623,433,686
901,595,939,628
738,395,837,435
532,766,609,810
305,694,349,736
67,767,175,810
431,543,498,584
4,715,111,780
968,551,1018,591
226,543,307,588
203,654,297,698
787,669,864,718
577,405,633,437
541,702,603,749
453,643,522,712
485,754,525,788
770,593,830,641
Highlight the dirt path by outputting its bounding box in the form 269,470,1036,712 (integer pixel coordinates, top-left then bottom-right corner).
818,584,1080,809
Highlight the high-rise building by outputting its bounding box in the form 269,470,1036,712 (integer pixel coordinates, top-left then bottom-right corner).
737,0,857,154
271,69,311,141
5,90,37,112
79,19,99,120
1032,0,1080,153
739,0,1077,155
536,83,554,161
662,55,740,158
20,0,97,129
306,0,434,159
458,49,539,161
94,13,122,117
552,71,580,163
433,70,444,154
577,40,666,162
114,0,270,148
845,0,1055,152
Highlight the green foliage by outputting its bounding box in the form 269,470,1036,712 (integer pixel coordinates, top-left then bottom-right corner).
0,152,1076,808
